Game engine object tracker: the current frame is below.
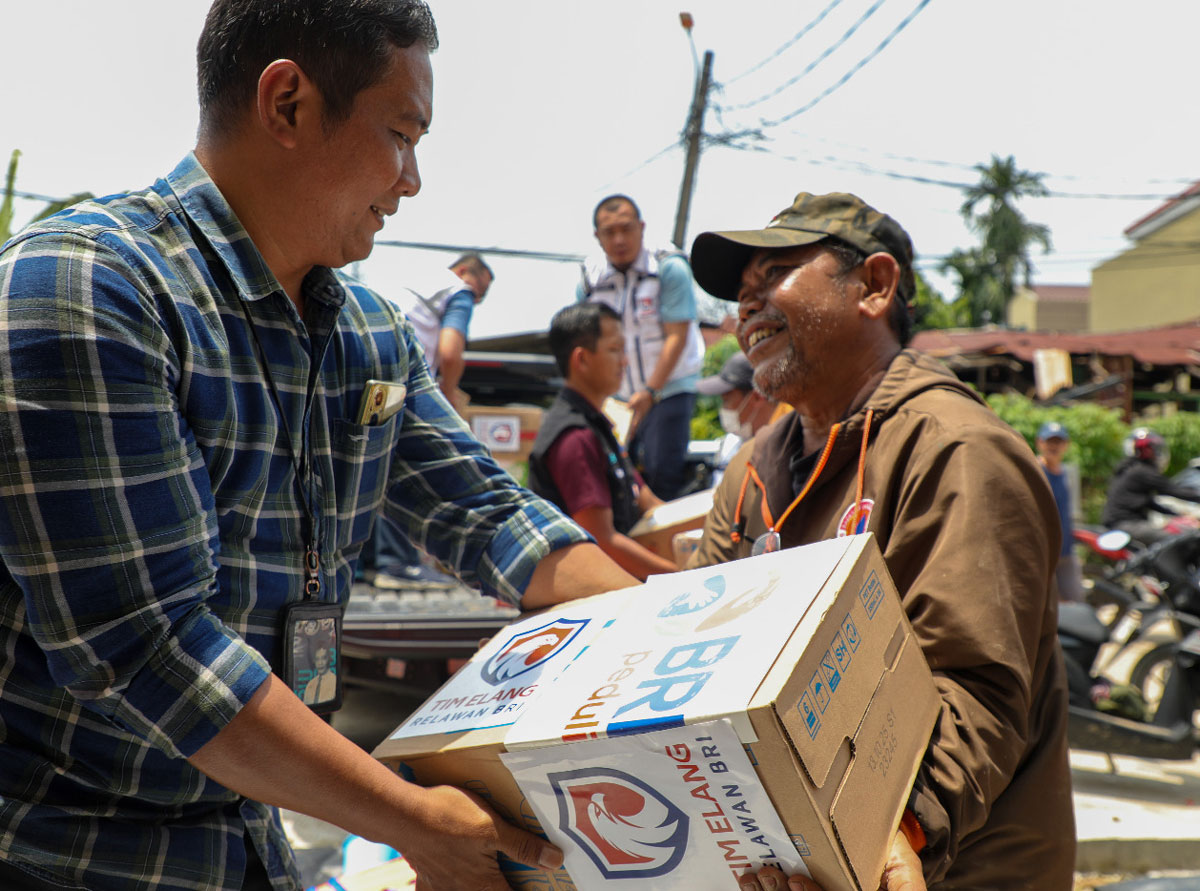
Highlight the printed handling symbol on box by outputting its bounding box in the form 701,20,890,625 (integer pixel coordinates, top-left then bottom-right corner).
798,691,821,739
831,630,852,674
790,834,812,858
858,570,884,619
819,649,842,695
809,670,831,714
842,612,860,651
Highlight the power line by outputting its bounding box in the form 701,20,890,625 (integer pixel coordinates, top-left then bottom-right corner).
738,143,1177,200
719,0,889,113
757,0,934,128
724,0,847,85
373,239,583,263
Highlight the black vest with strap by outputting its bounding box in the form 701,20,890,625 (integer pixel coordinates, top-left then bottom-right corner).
528,387,641,534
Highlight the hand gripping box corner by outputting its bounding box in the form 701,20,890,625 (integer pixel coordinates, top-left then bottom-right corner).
503,534,940,891
371,588,636,890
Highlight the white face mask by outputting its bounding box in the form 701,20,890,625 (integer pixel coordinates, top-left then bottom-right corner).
718,393,754,439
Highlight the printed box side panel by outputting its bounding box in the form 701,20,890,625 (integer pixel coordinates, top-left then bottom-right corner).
744,704,856,891
777,547,904,791
830,629,940,890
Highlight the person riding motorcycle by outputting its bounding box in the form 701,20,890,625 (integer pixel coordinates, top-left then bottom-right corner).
1102,428,1200,546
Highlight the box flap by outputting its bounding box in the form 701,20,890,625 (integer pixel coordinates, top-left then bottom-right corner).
776,536,905,790
373,587,634,757
829,631,939,889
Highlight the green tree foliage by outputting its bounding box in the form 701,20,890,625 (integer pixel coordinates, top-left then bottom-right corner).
987,392,1200,523
987,392,1129,523
0,149,20,245
909,269,968,332
945,155,1052,326
691,334,740,440
1145,414,1200,477
0,149,92,246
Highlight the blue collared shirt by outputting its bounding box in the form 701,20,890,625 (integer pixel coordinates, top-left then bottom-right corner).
0,154,588,890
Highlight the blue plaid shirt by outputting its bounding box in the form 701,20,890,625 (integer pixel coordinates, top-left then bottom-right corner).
0,154,588,891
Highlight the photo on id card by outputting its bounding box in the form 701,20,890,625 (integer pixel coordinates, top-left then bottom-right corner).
282,602,344,714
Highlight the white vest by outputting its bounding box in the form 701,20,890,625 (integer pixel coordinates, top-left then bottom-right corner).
580,248,704,400
400,273,470,377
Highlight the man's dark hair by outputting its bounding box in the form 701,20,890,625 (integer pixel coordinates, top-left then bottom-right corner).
549,303,621,376
450,252,493,280
822,237,913,347
197,0,439,137
592,194,641,229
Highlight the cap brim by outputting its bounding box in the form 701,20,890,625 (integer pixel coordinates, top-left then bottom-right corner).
696,375,735,396
690,228,827,301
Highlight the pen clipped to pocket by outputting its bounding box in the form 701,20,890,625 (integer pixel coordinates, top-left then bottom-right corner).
356,380,407,426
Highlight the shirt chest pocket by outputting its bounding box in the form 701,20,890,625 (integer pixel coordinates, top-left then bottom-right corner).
330,415,399,552
632,279,661,325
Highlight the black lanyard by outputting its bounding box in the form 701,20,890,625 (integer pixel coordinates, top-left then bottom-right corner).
237,295,322,599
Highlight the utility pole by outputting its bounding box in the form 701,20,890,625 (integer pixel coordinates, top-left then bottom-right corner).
672,43,713,250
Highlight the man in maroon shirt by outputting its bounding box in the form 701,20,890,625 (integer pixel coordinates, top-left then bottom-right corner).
528,304,678,580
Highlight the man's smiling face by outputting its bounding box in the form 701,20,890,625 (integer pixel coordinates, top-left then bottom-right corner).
735,242,861,406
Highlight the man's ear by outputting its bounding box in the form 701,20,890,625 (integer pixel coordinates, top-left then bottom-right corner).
856,252,901,321
568,344,587,378
256,59,316,149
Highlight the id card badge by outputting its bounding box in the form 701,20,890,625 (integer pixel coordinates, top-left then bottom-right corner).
281,601,344,715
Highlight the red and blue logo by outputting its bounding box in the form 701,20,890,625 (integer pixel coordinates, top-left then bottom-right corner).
550,768,689,879
837,498,874,537
480,618,588,685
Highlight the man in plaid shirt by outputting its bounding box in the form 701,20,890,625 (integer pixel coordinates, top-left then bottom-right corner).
0,1,635,889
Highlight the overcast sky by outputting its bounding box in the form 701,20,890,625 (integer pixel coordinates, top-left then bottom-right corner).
4,1,1197,338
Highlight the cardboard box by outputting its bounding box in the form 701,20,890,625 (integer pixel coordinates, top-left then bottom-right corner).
462,403,544,469
373,535,938,891
627,488,715,559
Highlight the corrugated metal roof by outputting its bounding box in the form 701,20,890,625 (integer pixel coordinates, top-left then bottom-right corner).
911,320,1200,366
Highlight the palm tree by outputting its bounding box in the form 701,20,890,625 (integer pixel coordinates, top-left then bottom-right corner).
939,247,1006,327
1,148,92,245
960,154,1052,314
0,149,20,244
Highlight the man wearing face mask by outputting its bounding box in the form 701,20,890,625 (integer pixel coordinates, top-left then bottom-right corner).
697,351,779,486
528,304,679,580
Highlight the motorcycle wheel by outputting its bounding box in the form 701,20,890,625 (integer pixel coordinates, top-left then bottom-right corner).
1129,642,1200,729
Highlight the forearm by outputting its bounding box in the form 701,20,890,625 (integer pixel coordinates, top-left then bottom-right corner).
521,541,640,609
599,531,678,580
438,352,465,397
188,674,427,847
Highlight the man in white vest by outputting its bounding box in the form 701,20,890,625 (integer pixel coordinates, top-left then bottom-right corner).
402,252,493,412
576,195,704,500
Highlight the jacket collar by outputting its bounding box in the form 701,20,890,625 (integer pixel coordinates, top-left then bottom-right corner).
749,350,974,518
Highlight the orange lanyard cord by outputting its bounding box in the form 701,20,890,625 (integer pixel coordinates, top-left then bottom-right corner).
851,408,875,530
774,421,841,532
734,412,876,541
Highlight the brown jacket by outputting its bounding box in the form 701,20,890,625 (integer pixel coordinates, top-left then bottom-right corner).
689,350,1074,890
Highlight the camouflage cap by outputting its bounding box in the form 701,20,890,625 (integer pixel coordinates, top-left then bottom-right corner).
689,191,916,303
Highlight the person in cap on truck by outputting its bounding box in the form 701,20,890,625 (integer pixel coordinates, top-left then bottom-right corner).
687,191,1073,891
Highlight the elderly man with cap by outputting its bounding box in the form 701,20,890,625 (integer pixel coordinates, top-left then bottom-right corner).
686,192,1074,891
697,351,779,486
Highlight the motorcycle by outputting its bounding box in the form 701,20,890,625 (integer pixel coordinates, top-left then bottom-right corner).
1061,529,1200,759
